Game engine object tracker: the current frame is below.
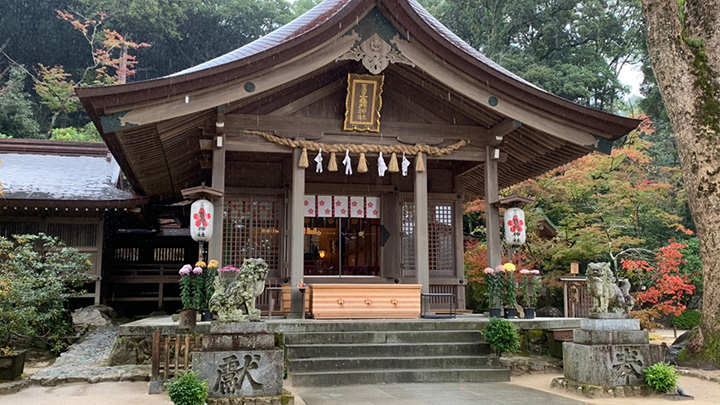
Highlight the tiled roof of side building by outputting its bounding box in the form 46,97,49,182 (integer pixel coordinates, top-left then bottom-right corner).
0,141,134,202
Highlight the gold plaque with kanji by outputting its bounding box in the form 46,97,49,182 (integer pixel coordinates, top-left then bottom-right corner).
343,73,384,132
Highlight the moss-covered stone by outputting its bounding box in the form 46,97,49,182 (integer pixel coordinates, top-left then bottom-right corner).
551,377,657,398
677,336,720,368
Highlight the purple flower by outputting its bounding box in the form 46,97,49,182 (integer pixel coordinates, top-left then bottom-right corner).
192,266,203,275
179,264,192,276
483,267,494,274
530,269,540,275
495,265,506,273
519,269,530,274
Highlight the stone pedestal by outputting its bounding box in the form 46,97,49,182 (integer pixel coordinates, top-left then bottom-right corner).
192,322,286,402
563,318,664,391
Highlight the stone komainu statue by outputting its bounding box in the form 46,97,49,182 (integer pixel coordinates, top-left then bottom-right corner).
209,258,269,322
586,262,634,316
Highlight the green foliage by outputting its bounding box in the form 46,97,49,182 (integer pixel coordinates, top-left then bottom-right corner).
426,0,644,111
0,67,41,139
291,0,322,17
50,123,102,142
643,362,679,393
34,64,80,115
166,371,208,405
673,310,701,330
482,318,520,354
0,234,93,352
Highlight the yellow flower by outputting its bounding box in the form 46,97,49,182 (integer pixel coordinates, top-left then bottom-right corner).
7,253,13,259
208,259,219,269
195,260,207,268
503,263,516,271
86,259,92,265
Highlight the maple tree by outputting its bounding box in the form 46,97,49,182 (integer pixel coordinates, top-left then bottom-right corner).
508,115,691,273
30,10,151,137
623,240,695,328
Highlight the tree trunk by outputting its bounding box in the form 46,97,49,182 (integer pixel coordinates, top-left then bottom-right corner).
641,0,720,357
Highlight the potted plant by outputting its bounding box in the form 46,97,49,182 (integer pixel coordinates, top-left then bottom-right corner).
0,234,93,380
499,263,517,318
194,260,219,321
483,267,502,318
519,269,540,319
166,371,208,405
482,317,520,356
178,262,206,329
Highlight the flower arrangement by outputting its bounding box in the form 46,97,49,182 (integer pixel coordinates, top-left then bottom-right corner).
483,267,502,308
179,259,219,310
499,263,517,307
519,269,540,307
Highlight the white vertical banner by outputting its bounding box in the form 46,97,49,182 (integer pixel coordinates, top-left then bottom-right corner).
303,195,316,217
350,196,365,218
317,195,333,217
334,196,349,217
365,197,380,219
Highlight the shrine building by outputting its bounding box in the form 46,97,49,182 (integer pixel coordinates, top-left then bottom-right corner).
76,0,639,316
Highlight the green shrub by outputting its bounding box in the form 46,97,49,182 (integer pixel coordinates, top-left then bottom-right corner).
0,234,93,353
644,362,679,393
482,317,520,354
166,371,208,405
672,309,701,330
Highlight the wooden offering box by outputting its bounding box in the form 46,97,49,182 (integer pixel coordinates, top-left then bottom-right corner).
309,284,421,319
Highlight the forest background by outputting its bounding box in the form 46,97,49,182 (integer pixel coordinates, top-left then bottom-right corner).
0,0,701,326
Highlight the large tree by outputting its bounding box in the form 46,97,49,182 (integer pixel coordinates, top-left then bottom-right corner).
641,0,720,363
427,0,644,112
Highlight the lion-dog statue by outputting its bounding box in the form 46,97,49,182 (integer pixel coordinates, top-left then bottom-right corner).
209,258,269,322
586,262,634,316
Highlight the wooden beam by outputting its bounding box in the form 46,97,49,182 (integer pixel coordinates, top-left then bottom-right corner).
268,81,345,116
415,168,430,294
484,147,501,274
396,40,615,148
488,118,522,143
289,148,306,315
209,106,226,264
224,114,489,144
104,33,359,128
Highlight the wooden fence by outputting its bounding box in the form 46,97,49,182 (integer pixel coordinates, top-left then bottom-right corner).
150,329,202,385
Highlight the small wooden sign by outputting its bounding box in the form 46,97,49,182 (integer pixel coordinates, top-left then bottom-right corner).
570,261,580,275
343,73,384,132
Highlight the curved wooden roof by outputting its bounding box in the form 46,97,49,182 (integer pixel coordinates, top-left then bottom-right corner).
77,0,639,201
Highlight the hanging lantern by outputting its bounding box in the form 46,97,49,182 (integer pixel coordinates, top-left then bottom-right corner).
190,198,214,242
504,207,526,245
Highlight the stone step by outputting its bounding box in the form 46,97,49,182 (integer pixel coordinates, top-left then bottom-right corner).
290,368,511,387
287,355,500,373
270,320,483,334
286,342,491,358
283,330,483,344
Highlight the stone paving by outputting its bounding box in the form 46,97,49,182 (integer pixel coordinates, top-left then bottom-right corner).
28,326,150,386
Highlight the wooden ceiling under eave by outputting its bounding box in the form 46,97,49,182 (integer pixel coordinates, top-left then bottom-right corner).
110,109,214,201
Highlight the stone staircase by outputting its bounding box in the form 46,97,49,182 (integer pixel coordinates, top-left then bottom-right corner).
281,321,510,387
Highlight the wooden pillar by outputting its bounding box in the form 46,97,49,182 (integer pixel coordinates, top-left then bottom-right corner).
415,168,430,293
289,148,306,314
485,147,501,268
208,109,226,264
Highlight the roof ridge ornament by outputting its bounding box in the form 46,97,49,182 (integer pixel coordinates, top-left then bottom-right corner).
336,33,414,74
